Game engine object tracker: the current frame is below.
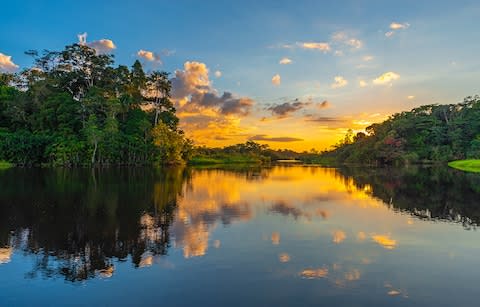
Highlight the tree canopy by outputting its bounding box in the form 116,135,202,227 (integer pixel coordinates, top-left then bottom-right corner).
324,96,480,165
0,44,190,166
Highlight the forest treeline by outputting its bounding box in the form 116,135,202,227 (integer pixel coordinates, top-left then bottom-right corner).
0,43,192,166
323,95,480,165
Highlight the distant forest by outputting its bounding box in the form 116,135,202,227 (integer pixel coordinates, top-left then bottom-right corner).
323,95,480,165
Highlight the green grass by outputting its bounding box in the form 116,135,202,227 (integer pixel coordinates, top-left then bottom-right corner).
448,160,480,173
0,160,13,169
189,155,263,165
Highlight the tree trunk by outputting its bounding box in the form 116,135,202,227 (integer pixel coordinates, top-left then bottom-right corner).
91,141,97,164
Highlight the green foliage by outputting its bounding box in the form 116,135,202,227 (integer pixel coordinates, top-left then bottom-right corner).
324,95,480,165
0,43,189,166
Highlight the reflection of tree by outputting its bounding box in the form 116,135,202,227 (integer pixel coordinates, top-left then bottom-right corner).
336,166,480,228
0,167,188,281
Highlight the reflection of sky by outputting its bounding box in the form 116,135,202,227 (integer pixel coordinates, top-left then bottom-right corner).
1,166,480,306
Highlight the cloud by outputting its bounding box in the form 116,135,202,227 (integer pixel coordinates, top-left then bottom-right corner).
305,116,348,125
197,92,253,116
171,61,254,116
372,71,400,85
390,22,410,30
214,70,222,78
0,53,19,72
331,76,348,89
299,42,331,52
407,95,415,100
359,80,368,87
272,74,281,86
77,32,116,54
137,49,162,63
332,32,363,49
319,100,331,109
267,99,309,117
279,57,292,65
385,31,395,38
385,22,410,38
249,135,303,142
363,55,374,62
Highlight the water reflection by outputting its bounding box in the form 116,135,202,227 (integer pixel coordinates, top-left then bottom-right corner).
0,165,479,290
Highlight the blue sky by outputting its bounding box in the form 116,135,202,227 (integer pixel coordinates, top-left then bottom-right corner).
1,0,480,149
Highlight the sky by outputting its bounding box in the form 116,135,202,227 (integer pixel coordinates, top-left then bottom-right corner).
1,0,480,151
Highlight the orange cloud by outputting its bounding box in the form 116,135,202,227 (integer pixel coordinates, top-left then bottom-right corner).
0,53,19,72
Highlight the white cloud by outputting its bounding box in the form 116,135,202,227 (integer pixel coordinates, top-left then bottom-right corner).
390,22,410,30
77,32,116,54
363,55,374,62
407,95,415,100
299,42,331,52
331,76,348,89
332,31,363,49
385,22,410,38
359,80,368,88
346,38,363,49
279,57,292,65
0,53,19,72
385,31,395,38
214,70,222,78
373,72,400,85
334,50,344,56
272,74,281,86
137,49,162,63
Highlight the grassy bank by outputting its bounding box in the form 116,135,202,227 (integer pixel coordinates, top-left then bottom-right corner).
189,155,264,165
448,160,480,173
0,161,13,169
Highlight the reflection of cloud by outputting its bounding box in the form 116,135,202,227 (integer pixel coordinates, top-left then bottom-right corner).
139,253,154,268
300,267,329,279
0,247,12,264
271,232,280,245
97,265,115,278
269,201,304,219
279,253,290,263
388,290,401,296
172,171,254,258
371,234,397,250
357,231,367,241
332,230,346,244
344,269,361,281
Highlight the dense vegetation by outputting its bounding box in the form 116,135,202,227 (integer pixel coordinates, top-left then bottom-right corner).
324,96,480,165
0,44,192,166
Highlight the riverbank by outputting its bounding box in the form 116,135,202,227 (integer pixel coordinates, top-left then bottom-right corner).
448,160,480,173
